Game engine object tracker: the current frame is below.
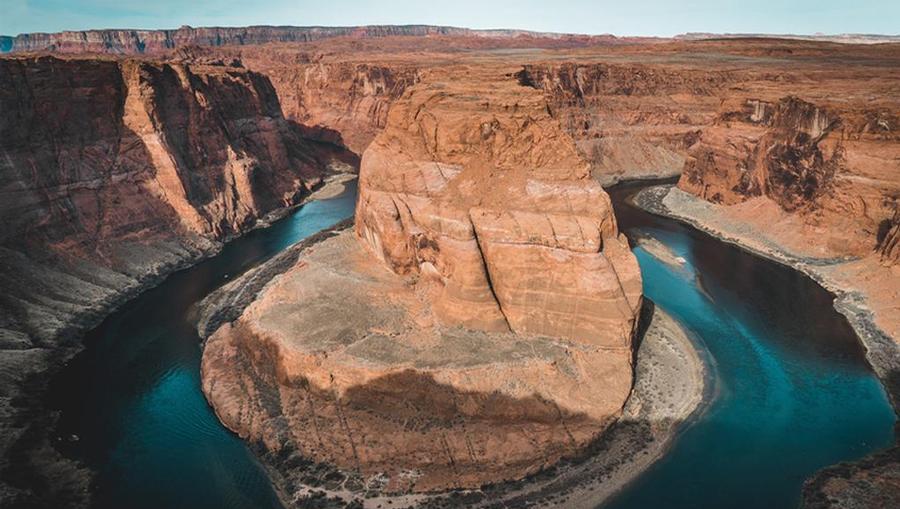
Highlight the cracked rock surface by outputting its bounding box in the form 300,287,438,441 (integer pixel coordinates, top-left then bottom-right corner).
202,66,642,493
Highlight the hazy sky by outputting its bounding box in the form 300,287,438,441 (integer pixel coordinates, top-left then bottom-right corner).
3,0,898,37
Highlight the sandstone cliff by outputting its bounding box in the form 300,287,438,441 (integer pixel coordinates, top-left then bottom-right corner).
0,55,350,343
201,66,642,495
679,94,900,259
878,208,900,264
238,48,420,154
0,26,472,54
0,25,629,55
517,62,730,185
2,34,898,507
0,55,351,506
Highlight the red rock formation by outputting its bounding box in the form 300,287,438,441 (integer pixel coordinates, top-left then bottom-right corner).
0,55,354,505
878,208,900,264
356,67,642,339
2,32,898,506
679,94,900,258
238,49,420,154
0,56,338,259
202,66,642,493
516,62,729,185
0,25,632,55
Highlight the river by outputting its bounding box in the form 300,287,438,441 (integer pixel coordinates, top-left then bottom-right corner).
603,182,895,509
47,179,895,509
48,181,358,509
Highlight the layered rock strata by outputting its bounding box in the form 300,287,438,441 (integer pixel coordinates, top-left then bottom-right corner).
679,95,900,260
201,67,642,493
0,55,349,344
517,63,729,185
0,55,351,506
239,51,420,154
0,25,629,55
1,33,897,507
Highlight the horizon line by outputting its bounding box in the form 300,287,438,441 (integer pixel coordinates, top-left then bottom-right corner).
2,23,899,40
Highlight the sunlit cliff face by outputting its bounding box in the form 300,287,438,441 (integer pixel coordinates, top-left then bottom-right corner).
201,65,643,492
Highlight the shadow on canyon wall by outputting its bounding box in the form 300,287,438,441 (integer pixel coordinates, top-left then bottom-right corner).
0,56,358,508
203,290,684,509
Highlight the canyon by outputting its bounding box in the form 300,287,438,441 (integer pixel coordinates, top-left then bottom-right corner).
0,54,355,506
0,26,898,508
201,64,642,494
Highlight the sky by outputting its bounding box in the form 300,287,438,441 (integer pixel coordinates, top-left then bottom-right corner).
2,0,898,37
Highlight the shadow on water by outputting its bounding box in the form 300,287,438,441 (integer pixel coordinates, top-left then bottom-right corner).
46,181,358,509
601,182,895,509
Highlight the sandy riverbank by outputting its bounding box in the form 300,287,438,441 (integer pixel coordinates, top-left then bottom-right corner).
399,303,707,509
307,173,358,201
633,185,900,401
506,304,709,509
633,184,900,509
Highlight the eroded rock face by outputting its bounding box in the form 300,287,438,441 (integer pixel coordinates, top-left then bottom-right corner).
516,63,729,185
243,55,420,154
679,95,900,260
0,56,348,342
0,55,350,505
355,68,642,341
0,26,475,55
0,25,626,56
680,96,843,208
878,208,900,264
202,67,642,492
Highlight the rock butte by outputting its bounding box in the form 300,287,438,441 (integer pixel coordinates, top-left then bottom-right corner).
0,29,898,507
201,66,642,491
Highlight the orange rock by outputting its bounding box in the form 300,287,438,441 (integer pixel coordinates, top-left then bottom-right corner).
203,66,642,492
0,55,352,345
679,95,900,260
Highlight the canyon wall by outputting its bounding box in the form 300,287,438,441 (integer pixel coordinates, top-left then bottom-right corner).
169,45,420,154
0,55,349,343
879,208,900,264
0,25,628,55
355,67,643,339
679,94,900,259
0,55,350,506
516,62,731,185
0,26,475,54
511,47,899,263
2,35,896,507
201,66,642,495
236,48,420,154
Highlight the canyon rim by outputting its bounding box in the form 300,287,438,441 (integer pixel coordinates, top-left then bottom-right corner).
1,6,899,509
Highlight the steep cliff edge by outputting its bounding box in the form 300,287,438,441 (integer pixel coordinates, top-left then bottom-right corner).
236,47,420,154
654,61,900,509
0,26,480,54
200,66,642,497
516,62,730,185
679,95,900,260
0,55,351,506
879,208,900,265
0,25,629,55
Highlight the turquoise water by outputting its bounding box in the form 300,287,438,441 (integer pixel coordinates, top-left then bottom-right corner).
49,181,358,509
48,179,895,509
603,184,896,509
